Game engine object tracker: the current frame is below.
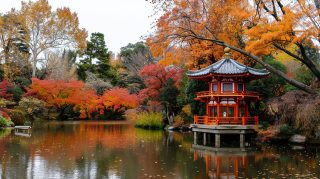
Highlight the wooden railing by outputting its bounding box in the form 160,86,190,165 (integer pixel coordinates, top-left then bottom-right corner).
194,116,259,125
196,91,260,97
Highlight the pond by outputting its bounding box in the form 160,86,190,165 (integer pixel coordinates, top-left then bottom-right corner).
0,121,320,178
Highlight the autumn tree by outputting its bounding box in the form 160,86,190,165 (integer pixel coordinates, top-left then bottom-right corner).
139,64,182,121
117,41,154,92
15,0,87,77
147,37,218,68
27,78,98,119
101,88,139,118
149,0,320,94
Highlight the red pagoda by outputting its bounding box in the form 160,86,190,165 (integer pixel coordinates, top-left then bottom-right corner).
187,48,269,126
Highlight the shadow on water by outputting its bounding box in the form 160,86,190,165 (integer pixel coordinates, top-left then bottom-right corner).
0,121,319,178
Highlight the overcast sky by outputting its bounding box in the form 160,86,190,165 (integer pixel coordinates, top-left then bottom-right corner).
0,0,155,54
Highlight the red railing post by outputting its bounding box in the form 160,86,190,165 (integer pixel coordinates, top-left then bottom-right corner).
205,116,208,124
194,116,198,124
254,116,259,125
242,117,245,125
216,117,219,125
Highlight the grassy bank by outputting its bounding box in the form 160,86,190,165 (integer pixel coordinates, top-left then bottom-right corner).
0,116,14,128
135,112,164,130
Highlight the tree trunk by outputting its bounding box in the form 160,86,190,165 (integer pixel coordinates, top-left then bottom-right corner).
296,44,320,81
58,106,67,120
32,56,37,77
165,104,174,125
3,39,11,80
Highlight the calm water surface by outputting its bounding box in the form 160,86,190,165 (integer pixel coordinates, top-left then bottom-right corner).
0,121,319,179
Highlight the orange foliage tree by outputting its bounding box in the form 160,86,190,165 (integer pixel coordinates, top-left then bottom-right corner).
147,0,252,67
27,78,138,119
102,87,139,113
27,78,98,118
148,0,320,94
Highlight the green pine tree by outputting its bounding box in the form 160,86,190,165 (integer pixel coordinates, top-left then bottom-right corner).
77,32,117,84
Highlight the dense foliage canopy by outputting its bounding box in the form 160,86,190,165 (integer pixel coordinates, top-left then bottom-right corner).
27,78,138,119
148,0,320,94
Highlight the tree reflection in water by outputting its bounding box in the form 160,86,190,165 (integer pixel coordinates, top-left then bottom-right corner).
0,122,319,178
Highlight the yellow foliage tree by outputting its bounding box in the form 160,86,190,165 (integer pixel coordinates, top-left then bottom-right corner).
149,0,320,94
16,0,87,77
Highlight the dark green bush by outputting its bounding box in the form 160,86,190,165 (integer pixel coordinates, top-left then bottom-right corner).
13,77,32,87
9,109,26,125
279,124,296,137
261,121,269,130
0,66,3,81
186,79,208,116
8,86,24,102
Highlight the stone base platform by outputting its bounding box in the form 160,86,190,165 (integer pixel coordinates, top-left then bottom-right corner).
191,124,258,148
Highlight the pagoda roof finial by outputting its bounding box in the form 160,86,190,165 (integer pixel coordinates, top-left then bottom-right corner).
223,47,232,59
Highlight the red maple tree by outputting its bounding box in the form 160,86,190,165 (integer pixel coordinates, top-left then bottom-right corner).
27,78,98,118
0,80,13,99
139,64,182,101
102,87,139,112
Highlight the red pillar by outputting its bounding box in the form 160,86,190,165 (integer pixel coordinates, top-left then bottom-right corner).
245,102,249,118
217,100,220,125
217,80,221,125
194,151,198,161
235,98,239,121
194,116,199,124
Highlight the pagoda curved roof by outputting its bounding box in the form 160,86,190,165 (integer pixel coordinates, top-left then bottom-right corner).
187,58,269,77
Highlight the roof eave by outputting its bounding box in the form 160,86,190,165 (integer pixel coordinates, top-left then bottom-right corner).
187,72,269,78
